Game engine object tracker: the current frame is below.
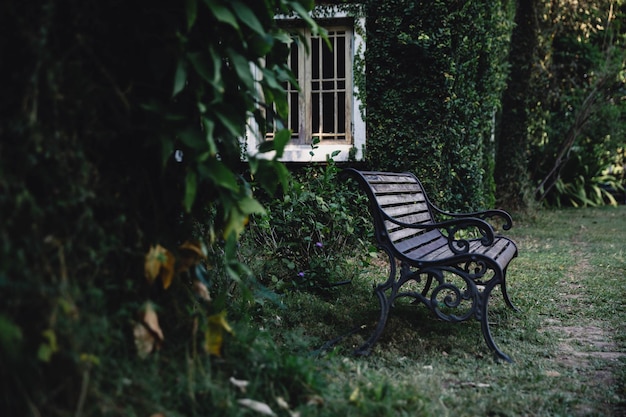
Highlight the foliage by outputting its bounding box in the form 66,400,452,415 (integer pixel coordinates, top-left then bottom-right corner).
244,151,373,293
364,0,515,211
497,0,626,209
547,143,625,207
0,0,321,415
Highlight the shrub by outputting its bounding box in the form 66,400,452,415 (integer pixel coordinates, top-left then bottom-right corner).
243,155,373,293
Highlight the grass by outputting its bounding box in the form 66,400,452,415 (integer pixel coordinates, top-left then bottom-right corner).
80,206,626,416
246,206,626,417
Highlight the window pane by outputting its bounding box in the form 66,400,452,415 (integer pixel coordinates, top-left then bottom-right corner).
312,37,319,79
337,92,346,134
312,92,320,134
322,92,334,133
290,41,299,74
290,91,299,135
322,35,334,79
337,36,345,78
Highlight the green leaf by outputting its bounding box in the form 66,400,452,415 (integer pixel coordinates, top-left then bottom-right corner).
260,67,282,91
201,117,217,155
231,1,265,35
215,110,244,137
184,170,198,212
227,49,254,90
188,50,223,95
257,140,276,154
173,59,187,97
197,160,239,191
237,196,266,216
186,0,198,31
160,135,175,166
287,1,317,33
273,128,291,158
179,126,206,150
203,0,239,30
0,315,22,360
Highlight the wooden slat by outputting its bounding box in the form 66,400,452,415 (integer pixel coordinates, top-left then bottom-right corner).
375,193,424,206
392,212,432,225
397,231,446,255
382,203,429,218
387,227,423,242
363,174,415,183
370,182,423,193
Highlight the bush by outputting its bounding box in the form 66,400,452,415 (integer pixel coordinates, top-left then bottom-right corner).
364,0,515,211
243,156,373,293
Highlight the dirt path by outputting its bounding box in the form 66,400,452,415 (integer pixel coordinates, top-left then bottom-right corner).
540,238,626,416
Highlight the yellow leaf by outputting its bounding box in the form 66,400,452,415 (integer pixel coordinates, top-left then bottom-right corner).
37,329,58,362
204,310,233,356
159,250,175,289
144,244,176,289
79,353,100,366
349,387,360,403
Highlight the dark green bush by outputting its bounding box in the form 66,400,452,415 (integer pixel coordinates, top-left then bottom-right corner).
244,156,373,293
364,0,515,211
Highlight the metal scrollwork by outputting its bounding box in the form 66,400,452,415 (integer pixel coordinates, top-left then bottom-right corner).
428,268,476,322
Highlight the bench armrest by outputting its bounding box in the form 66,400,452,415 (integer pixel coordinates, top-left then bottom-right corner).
430,206,514,231
382,214,496,255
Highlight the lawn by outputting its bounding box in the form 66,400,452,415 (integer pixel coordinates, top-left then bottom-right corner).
252,206,626,416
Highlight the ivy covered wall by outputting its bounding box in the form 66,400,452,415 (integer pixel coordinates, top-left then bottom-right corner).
363,0,515,211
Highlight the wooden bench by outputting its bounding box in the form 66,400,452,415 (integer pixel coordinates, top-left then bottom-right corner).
341,169,519,362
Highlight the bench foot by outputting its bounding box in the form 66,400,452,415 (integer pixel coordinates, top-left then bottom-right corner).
354,283,392,356
501,279,520,312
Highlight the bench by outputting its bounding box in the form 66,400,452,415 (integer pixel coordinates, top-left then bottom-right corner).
341,169,519,362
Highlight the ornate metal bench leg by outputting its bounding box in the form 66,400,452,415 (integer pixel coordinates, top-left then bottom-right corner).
501,270,520,312
354,284,391,355
480,287,513,363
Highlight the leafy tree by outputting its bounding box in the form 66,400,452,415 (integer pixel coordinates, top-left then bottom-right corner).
496,0,626,209
0,0,318,414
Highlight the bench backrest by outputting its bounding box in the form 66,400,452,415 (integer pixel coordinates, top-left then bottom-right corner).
346,170,447,258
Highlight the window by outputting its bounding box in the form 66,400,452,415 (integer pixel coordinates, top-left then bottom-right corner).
270,27,352,145
248,7,365,162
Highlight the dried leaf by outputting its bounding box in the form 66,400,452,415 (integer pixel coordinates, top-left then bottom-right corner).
134,302,164,358
237,399,276,416
159,250,175,289
144,245,164,283
193,280,211,301
179,240,206,258
133,323,153,359
204,310,233,357
230,376,249,393
276,396,290,410
178,240,206,273
143,303,164,341
306,395,324,406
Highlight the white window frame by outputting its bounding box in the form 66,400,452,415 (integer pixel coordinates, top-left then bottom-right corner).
246,6,365,162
